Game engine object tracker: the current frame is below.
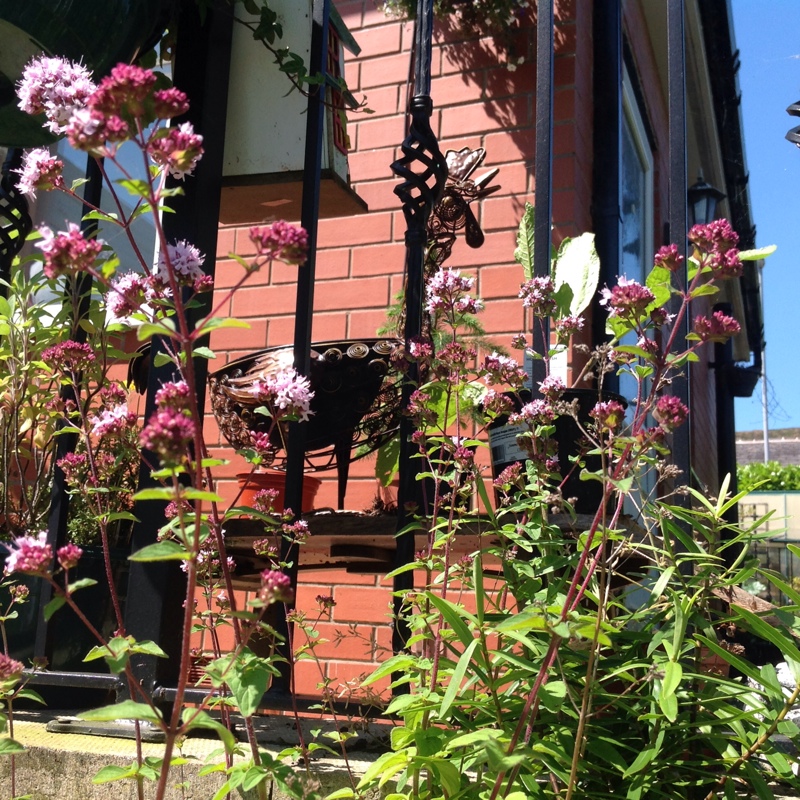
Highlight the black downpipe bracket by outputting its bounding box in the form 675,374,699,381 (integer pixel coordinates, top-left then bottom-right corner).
390,0,447,659
590,0,622,394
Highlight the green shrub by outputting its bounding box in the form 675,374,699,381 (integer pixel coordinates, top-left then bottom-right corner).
737,460,800,492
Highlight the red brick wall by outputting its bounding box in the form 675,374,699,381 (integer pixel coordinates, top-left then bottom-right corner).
199,0,721,697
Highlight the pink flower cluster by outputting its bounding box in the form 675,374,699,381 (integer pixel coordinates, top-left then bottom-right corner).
106,272,150,323
426,268,483,316
4,532,52,576
589,400,626,432
653,243,684,273
689,219,741,278
259,569,294,605
155,240,207,289
140,393,196,467
14,149,65,198
600,277,655,319
654,395,689,431
36,223,104,279
148,123,204,180
510,399,556,427
249,221,309,266
17,57,95,134
57,543,83,570
483,352,527,388
519,276,557,316
42,340,96,371
0,653,25,683
91,403,137,437
693,311,741,343
250,369,314,422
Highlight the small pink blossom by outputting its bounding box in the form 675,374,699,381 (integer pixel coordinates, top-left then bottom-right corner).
689,219,742,278
554,315,585,341
653,243,684,273
426,268,482,316
153,87,190,119
483,352,527,387
250,368,314,422
693,311,741,343
17,56,95,134
15,149,64,197
654,395,689,431
65,107,108,151
154,381,191,410
510,400,556,427
4,532,52,576
91,404,137,437
42,340,96,371
249,221,309,266
259,569,294,604
140,406,196,466
156,240,205,287
107,272,149,322
589,400,626,432
36,224,104,279
147,122,203,179
89,63,156,120
0,654,25,683
57,543,83,571
518,276,556,316
600,277,655,319
538,375,566,400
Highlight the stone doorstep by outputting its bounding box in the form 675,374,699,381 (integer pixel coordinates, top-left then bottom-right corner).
0,711,388,800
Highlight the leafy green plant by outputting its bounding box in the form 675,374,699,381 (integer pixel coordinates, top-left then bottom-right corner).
739,460,800,493
330,215,797,800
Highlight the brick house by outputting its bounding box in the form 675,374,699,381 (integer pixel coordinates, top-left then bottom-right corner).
0,0,764,701
198,0,765,694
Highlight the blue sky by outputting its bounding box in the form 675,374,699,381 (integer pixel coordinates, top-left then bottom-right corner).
732,2,800,433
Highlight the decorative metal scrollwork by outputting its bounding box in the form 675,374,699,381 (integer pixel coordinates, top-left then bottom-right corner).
0,150,32,277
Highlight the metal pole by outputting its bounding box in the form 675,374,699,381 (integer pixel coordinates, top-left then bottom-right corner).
666,0,691,490
391,0,447,660
532,0,554,391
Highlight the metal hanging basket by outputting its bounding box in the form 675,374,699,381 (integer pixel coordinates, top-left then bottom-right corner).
208,338,402,471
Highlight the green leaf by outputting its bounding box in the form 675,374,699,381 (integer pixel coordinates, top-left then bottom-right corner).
218,649,271,717
136,319,176,341
153,351,173,368
195,317,251,335
181,488,224,503
193,346,216,360
129,541,190,562
133,487,178,502
738,244,776,261
552,232,600,317
93,765,136,784
439,638,478,719
80,700,162,723
67,578,98,594
181,709,236,754
514,202,535,280
645,264,674,308
426,593,477,647
0,738,24,755
43,596,66,621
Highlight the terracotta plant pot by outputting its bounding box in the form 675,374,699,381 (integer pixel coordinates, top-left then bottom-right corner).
236,470,322,514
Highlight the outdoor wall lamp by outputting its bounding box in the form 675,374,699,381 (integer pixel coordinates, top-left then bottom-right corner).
785,100,800,148
687,173,726,226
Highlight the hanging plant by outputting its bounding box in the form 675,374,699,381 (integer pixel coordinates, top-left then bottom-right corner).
381,0,531,39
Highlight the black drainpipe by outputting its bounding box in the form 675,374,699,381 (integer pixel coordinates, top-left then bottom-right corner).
590,0,622,394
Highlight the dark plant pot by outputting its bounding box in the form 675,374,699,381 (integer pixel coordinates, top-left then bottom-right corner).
0,547,129,672
236,470,322,514
0,0,175,147
488,388,627,514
